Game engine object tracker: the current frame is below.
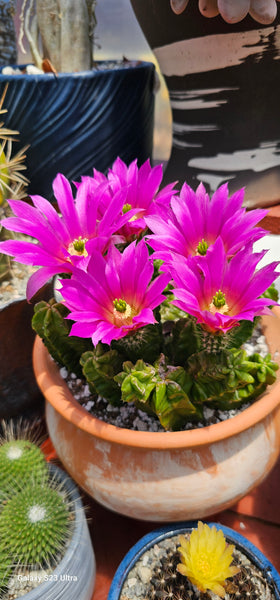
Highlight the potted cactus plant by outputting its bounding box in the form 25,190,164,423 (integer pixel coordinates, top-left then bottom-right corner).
0,156,280,521
107,520,280,600
0,1,156,198
0,421,96,600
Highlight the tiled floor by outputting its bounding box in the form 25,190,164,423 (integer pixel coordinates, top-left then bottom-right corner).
87,454,280,600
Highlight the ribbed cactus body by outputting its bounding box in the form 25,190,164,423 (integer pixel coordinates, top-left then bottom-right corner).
0,481,71,567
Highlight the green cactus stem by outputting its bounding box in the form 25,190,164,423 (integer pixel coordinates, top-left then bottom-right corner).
115,355,200,430
0,480,72,567
189,348,278,409
32,299,92,378
111,323,163,364
81,346,124,405
0,439,48,501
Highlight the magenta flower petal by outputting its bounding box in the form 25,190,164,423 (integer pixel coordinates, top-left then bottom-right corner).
0,173,135,298
146,181,268,264
60,239,170,345
170,238,279,334
52,174,81,239
26,266,66,300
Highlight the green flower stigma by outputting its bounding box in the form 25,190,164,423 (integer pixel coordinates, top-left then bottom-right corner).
113,298,127,313
212,289,226,308
68,236,88,257
209,289,229,316
122,203,132,214
196,239,209,256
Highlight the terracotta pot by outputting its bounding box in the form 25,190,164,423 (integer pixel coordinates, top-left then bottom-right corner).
33,308,280,522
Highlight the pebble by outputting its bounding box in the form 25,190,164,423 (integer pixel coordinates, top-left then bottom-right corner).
137,566,152,584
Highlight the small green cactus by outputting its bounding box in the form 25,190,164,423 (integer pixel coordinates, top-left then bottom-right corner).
0,479,72,567
0,439,48,500
111,322,163,363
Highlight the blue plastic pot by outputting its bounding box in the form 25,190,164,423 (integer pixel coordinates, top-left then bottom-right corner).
108,521,280,600
0,60,155,199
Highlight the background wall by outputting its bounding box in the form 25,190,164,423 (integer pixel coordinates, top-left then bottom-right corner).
94,0,172,163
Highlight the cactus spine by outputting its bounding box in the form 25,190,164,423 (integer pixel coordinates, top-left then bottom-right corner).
0,479,72,567
0,439,48,500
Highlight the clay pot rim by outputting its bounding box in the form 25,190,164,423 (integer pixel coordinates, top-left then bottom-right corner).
33,307,280,450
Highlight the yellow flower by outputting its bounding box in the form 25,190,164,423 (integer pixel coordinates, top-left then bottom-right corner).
177,522,240,598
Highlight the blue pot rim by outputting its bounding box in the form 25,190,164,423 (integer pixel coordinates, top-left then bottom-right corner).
0,60,155,80
108,520,280,600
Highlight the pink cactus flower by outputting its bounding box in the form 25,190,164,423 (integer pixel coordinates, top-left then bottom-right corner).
59,239,170,345
170,237,279,334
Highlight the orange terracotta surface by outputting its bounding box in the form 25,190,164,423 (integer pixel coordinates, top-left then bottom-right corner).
260,204,280,234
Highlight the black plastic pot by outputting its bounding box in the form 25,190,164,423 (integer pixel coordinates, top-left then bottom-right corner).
0,282,53,420
130,1,280,208
0,60,155,199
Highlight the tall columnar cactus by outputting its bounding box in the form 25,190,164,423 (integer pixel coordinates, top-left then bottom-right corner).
0,479,72,567
0,439,48,500
19,0,97,72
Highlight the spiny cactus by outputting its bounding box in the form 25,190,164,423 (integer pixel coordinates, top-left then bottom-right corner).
189,348,278,409
0,439,48,500
111,323,163,364
146,535,265,600
0,479,72,567
0,544,12,599
0,83,29,283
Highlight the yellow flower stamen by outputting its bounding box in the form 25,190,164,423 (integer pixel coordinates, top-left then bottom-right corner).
122,203,132,214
